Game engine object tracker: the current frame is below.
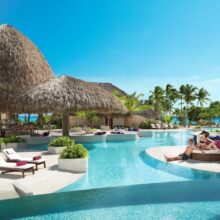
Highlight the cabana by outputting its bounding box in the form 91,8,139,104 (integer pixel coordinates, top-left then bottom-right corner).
9,76,126,136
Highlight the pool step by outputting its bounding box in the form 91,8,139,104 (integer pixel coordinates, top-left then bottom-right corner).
13,182,33,197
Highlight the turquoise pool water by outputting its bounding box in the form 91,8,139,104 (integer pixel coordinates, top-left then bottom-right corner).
1,130,220,219
1,179,220,219
60,130,220,192
18,114,38,122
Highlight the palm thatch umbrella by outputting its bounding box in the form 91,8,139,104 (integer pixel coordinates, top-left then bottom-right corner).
0,24,55,95
7,76,126,136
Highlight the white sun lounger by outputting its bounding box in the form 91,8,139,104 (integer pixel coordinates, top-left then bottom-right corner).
0,156,34,178
155,124,161,129
162,124,168,129
169,124,174,129
3,148,46,170
150,124,156,129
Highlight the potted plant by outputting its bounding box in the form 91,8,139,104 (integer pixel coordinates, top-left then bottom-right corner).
48,136,74,154
0,135,26,150
70,127,83,132
58,144,88,172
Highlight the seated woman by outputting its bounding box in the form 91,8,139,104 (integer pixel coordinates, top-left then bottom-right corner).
198,131,219,151
165,138,195,162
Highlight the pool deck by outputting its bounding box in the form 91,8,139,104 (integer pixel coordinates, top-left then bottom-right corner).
146,146,220,173
0,151,84,200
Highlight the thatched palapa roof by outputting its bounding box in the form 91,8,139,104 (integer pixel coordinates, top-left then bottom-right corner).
8,76,126,114
0,23,126,132
0,24,54,94
0,24,126,135
96,83,127,96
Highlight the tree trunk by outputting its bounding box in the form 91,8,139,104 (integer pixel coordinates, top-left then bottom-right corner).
192,101,199,123
37,114,43,126
129,114,132,127
62,112,69,136
186,104,190,128
27,114,30,123
180,96,182,112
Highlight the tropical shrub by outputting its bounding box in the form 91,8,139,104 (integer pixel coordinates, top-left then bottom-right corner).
70,127,83,132
198,119,206,126
178,115,185,125
163,115,172,124
139,119,157,129
60,144,88,159
187,106,202,123
195,125,202,129
0,135,25,145
209,129,220,132
48,136,74,147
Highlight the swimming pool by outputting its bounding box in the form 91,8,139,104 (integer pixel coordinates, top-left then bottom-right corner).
1,130,220,219
60,130,220,192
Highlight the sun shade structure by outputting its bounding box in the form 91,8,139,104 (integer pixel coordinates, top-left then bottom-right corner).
0,24,126,136
5,76,126,136
0,24,55,94
10,76,126,114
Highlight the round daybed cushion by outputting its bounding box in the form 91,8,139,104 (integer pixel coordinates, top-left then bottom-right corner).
192,149,220,161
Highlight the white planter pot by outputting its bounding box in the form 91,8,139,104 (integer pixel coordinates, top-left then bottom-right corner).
48,146,65,154
58,157,88,173
1,143,26,150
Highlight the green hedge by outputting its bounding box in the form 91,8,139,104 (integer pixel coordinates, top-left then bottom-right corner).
139,119,158,129
0,135,25,145
60,144,88,159
48,136,74,147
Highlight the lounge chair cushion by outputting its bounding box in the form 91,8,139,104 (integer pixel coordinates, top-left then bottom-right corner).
33,156,41,160
0,160,33,169
16,161,27,166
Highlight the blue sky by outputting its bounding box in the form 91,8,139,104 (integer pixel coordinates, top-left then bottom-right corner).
1,0,220,101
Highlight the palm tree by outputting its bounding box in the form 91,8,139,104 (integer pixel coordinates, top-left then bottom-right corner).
194,88,210,107
183,84,197,108
164,84,179,115
209,101,220,125
114,91,152,127
191,88,210,123
183,84,197,126
179,85,186,111
173,108,181,124
210,101,220,117
148,86,165,118
75,111,99,127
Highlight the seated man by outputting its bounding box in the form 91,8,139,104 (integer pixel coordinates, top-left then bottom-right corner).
165,138,195,162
